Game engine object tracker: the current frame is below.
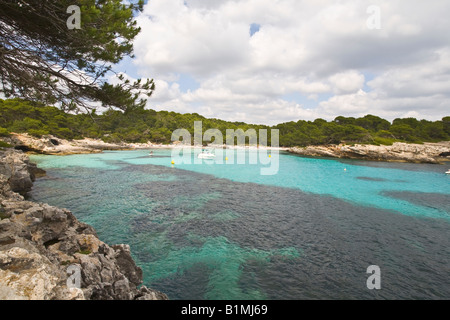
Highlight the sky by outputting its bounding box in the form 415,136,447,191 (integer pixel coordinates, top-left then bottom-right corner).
112,0,450,125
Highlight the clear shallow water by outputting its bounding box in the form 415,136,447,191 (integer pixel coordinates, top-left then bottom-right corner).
29,149,450,299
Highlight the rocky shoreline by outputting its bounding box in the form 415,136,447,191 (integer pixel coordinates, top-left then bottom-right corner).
2,133,449,165
289,142,450,164
1,133,150,155
1,133,289,155
0,149,168,300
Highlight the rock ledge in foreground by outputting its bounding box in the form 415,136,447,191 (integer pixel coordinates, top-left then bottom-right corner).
0,149,168,300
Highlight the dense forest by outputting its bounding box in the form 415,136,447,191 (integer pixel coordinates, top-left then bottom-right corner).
1,98,449,147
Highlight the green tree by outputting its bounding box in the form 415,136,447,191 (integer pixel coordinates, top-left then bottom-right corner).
420,121,448,141
392,118,420,129
355,115,390,132
0,127,10,137
390,124,415,141
334,116,356,126
340,125,371,143
443,117,450,137
0,0,154,113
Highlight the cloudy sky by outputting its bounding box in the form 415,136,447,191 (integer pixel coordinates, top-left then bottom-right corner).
113,0,450,125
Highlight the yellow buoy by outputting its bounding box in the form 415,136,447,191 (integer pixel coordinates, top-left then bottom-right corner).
171,160,175,165
225,157,228,161
269,154,272,158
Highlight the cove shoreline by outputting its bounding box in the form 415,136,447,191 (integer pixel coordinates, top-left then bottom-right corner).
289,142,450,165
1,132,449,165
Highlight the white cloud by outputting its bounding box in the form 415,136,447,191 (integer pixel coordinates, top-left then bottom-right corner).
368,48,450,98
328,71,365,94
125,0,450,125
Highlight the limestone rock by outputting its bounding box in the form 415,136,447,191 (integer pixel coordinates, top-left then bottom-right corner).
136,286,169,300
289,142,450,164
2,133,131,155
0,247,76,300
0,149,35,195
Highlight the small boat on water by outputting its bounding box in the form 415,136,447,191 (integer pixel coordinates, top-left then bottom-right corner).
446,169,450,174
198,150,216,160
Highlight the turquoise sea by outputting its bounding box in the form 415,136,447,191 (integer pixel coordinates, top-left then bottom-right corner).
29,149,450,299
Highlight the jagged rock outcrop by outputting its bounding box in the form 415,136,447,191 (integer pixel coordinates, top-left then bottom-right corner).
0,149,168,300
289,142,450,164
0,149,45,195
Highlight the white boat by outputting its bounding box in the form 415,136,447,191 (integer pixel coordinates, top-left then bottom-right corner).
446,169,450,174
198,150,216,159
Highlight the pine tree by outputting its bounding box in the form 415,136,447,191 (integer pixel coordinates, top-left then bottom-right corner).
0,0,154,113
